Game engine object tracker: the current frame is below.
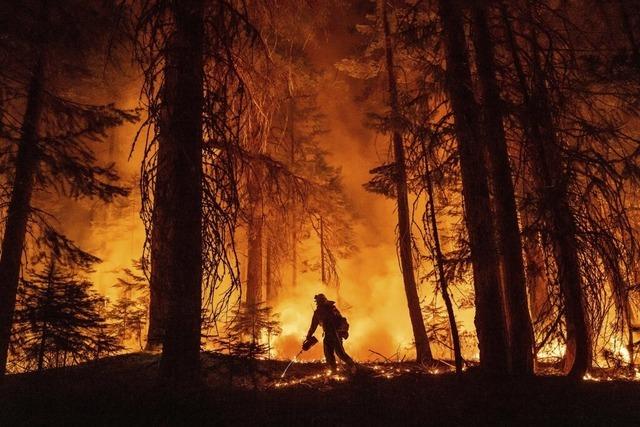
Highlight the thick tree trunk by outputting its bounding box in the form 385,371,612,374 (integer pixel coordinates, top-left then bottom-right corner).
0,55,45,376
320,216,327,285
288,96,298,290
470,4,534,375
378,0,433,363
291,228,298,289
422,142,463,373
146,139,171,350
498,3,549,327
158,0,204,381
437,0,509,374
246,171,263,307
499,2,590,378
265,238,275,303
544,189,590,378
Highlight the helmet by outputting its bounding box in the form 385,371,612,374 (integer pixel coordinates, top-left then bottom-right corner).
314,293,328,304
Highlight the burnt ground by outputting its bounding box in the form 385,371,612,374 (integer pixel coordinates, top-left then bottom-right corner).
2,352,640,426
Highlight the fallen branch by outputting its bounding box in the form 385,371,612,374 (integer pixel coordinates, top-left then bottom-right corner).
368,349,393,363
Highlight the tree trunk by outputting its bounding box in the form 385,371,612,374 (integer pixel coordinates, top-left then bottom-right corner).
439,0,508,374
498,3,549,328
158,0,204,381
288,96,298,290
0,53,46,376
437,0,509,374
246,170,263,307
291,226,298,289
320,216,327,285
378,0,433,363
599,238,634,366
521,208,549,324
265,238,276,303
499,2,590,378
422,141,462,373
145,133,172,350
531,26,590,381
470,3,534,375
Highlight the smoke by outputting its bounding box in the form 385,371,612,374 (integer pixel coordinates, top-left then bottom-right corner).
48,6,471,363
269,12,477,362
269,58,435,361
43,79,146,300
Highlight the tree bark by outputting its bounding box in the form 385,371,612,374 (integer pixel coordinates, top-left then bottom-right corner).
470,3,534,375
320,216,327,285
498,3,549,327
158,0,204,381
521,209,549,324
146,119,172,350
437,0,509,374
0,52,46,376
378,0,433,363
246,169,263,307
265,238,276,303
288,96,298,290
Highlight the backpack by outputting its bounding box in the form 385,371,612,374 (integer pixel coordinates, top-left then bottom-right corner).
330,305,350,340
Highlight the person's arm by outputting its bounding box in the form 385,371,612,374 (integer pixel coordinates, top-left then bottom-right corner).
306,310,319,339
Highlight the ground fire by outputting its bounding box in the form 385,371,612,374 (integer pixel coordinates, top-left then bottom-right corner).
2,0,640,425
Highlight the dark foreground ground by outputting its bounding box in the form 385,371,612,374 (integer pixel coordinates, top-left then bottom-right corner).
2,352,640,426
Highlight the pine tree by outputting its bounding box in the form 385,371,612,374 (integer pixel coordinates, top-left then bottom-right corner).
110,264,148,349
11,256,121,372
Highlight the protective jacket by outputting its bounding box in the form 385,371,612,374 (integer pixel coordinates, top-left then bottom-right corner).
306,300,340,338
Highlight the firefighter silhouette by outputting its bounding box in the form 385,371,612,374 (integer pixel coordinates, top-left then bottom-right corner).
305,293,356,374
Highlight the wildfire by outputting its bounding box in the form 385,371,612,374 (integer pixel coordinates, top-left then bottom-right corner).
273,363,445,389
274,369,347,388
537,340,566,363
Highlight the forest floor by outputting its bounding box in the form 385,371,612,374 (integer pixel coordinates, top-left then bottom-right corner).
2,352,640,426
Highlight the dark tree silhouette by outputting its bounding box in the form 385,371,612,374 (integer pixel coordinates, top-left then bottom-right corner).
498,2,590,377
109,264,148,349
378,0,433,364
469,2,534,375
0,0,135,375
437,0,509,374
152,0,204,381
11,255,121,373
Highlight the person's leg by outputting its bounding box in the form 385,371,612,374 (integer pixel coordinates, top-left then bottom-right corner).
334,337,356,370
323,336,337,373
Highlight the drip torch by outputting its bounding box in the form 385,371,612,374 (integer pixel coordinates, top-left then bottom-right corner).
280,336,318,379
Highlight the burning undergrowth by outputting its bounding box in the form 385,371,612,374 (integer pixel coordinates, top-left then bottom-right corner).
199,351,455,391
199,351,640,390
